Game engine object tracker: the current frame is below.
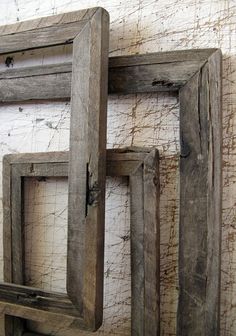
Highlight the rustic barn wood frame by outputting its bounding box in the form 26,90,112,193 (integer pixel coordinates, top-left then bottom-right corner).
1,148,159,336
0,10,222,336
0,7,110,333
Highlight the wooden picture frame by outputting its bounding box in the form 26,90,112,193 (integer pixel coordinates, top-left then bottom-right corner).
0,9,222,336
108,49,222,336
0,7,110,333
2,148,159,336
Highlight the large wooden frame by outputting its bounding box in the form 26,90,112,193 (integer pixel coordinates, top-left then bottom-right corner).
0,7,110,333
2,148,159,336
0,10,222,336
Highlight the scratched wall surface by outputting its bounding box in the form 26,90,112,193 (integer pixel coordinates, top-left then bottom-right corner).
0,0,234,335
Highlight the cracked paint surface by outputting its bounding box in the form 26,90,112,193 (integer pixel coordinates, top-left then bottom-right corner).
0,0,234,335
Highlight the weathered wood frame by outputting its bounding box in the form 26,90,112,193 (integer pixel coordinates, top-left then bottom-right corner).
1,148,159,336
0,7,110,333
107,49,221,336
0,10,222,336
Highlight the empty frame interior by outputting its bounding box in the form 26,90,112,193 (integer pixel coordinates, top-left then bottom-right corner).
2,148,159,336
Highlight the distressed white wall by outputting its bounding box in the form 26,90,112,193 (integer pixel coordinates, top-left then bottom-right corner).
0,0,234,335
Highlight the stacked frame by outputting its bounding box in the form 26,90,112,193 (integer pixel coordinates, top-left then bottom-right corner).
0,6,110,334
2,148,160,336
0,8,222,336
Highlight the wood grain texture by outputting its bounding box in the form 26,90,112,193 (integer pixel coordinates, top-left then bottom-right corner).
143,150,160,335
130,164,145,335
2,148,160,336
0,6,110,332
0,283,79,316
178,49,222,336
67,7,109,330
0,8,98,53
2,156,15,336
0,49,219,102
130,149,160,336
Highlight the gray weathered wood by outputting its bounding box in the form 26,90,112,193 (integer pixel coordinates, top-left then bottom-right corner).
67,7,109,329
178,49,222,336
0,8,222,333
0,6,110,334
2,156,16,336
2,148,160,336
11,168,25,336
0,8,97,54
11,168,24,282
0,49,218,102
130,149,160,336
130,164,145,335
0,283,79,316
143,150,160,335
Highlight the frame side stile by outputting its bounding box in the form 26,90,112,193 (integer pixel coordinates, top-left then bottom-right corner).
130,164,145,335
2,155,14,336
3,155,12,283
178,49,222,336
83,8,109,329
10,165,26,335
178,68,207,336
205,49,222,335
143,149,160,335
67,7,109,330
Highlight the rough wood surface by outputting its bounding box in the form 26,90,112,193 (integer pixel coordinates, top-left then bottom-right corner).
143,150,160,335
0,49,218,102
0,1,233,336
2,148,160,336
130,164,144,335
178,49,222,336
67,7,109,329
0,8,97,53
129,149,160,336
0,6,110,332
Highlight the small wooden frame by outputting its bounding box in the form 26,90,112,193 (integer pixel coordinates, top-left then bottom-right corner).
2,148,159,336
0,7,110,333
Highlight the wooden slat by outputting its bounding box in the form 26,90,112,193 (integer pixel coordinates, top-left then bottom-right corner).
3,151,69,164
108,60,205,93
0,301,86,330
130,164,145,335
11,167,24,285
2,156,12,283
0,8,98,54
2,156,15,336
0,49,218,101
108,49,217,67
0,283,78,316
143,150,160,335
18,162,68,177
0,73,71,102
178,49,222,336
67,7,109,330
9,167,25,336
0,9,97,36
129,149,160,336
4,148,149,164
